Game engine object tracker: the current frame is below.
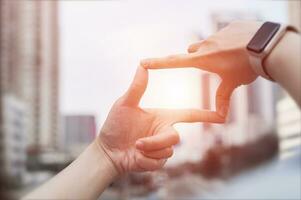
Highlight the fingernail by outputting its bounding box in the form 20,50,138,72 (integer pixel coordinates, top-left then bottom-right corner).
136,140,144,149
218,105,228,117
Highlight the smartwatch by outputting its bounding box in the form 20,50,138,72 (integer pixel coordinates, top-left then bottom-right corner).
247,21,298,81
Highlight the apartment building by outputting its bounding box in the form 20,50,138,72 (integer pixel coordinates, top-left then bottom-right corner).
0,0,59,152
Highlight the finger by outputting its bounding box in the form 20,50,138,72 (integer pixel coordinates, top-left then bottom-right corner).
216,81,236,118
141,147,173,159
136,128,179,151
140,53,200,69
187,40,204,53
149,108,226,124
135,152,166,172
140,52,218,73
122,66,148,106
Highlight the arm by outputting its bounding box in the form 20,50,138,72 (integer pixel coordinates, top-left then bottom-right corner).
265,31,301,106
24,66,217,199
24,142,118,199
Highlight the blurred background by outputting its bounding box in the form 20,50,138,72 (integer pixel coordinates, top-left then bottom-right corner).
0,0,300,199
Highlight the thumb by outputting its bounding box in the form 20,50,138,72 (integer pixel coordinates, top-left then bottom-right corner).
216,80,236,118
122,66,148,106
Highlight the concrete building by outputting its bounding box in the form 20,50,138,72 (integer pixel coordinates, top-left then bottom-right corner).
0,0,59,153
63,115,96,157
0,95,27,184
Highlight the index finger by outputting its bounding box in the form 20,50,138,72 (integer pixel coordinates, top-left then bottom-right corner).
140,53,200,69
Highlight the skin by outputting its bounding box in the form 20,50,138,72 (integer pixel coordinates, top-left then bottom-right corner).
24,66,223,199
264,31,301,106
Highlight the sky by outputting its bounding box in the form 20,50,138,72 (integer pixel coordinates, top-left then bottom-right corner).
59,0,288,164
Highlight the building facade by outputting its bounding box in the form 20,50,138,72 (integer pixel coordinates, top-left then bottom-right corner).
1,95,26,183
0,0,59,154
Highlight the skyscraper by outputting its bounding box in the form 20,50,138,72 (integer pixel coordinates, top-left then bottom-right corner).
0,0,59,154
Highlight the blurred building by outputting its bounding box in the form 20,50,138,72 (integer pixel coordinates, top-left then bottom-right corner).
199,76,275,146
63,115,96,157
0,0,59,154
1,95,26,184
277,97,301,159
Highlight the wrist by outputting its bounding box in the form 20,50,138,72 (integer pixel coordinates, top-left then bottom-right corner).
92,139,119,179
247,22,298,81
264,31,298,81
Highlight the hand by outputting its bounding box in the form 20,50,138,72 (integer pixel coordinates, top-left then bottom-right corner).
140,21,263,118
97,66,223,175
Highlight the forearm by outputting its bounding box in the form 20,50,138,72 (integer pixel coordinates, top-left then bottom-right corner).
24,141,118,200
265,31,301,106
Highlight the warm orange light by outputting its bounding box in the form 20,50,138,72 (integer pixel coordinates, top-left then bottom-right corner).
141,68,202,109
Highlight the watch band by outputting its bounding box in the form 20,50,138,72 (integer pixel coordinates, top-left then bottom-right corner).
247,22,299,81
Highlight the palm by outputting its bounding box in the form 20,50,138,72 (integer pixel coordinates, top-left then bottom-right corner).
100,105,171,172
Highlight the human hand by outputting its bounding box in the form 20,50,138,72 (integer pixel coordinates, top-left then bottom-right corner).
97,66,223,175
140,21,263,118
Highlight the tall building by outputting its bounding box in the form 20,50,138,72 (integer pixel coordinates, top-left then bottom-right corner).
0,0,59,154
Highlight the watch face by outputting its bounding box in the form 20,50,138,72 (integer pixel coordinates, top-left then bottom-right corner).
247,22,280,53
